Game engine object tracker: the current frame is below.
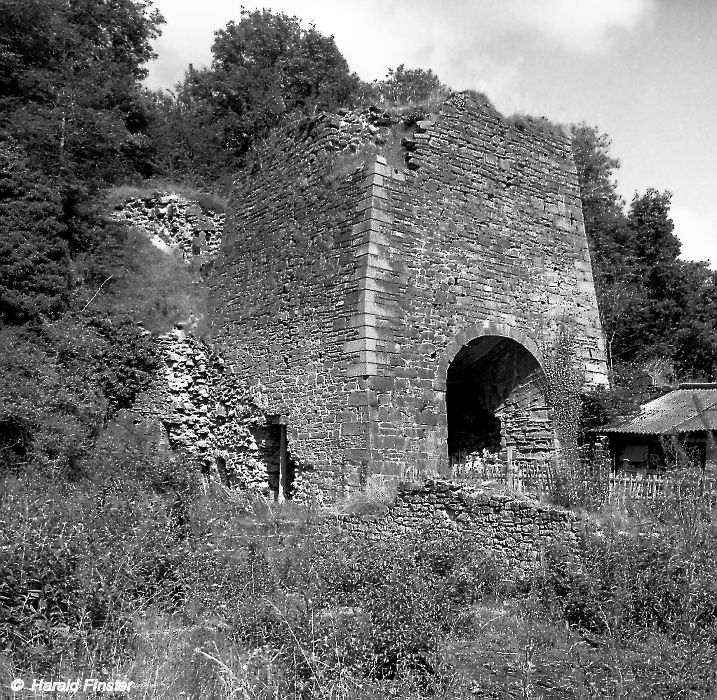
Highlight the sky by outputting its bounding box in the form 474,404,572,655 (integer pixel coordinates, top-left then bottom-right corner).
145,0,717,269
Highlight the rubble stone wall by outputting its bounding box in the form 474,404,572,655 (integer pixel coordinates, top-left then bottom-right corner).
113,193,288,493
213,92,608,486
130,329,284,493
330,480,579,569
112,193,224,261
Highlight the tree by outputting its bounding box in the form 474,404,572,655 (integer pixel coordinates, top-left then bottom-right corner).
0,139,69,323
571,125,717,383
0,0,165,324
368,65,449,107
0,0,164,183
156,8,359,183
570,124,634,285
623,189,683,360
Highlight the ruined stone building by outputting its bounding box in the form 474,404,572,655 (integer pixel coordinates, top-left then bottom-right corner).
205,92,609,495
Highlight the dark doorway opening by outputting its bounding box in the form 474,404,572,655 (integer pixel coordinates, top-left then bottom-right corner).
446,335,549,464
265,416,295,501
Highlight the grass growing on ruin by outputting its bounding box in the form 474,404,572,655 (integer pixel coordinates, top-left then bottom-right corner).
3,464,717,699
506,113,567,140
80,221,212,337
106,182,228,213
335,475,398,516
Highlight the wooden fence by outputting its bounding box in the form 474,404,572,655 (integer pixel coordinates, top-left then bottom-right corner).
451,453,717,504
609,470,717,504
450,453,555,495
609,472,665,500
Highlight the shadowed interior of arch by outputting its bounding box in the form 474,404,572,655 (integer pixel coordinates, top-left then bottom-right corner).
446,335,552,464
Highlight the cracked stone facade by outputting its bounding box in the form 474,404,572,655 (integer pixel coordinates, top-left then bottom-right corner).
112,193,224,261
114,193,293,495
130,328,292,494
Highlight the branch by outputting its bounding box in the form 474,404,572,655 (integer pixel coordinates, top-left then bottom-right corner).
80,275,113,313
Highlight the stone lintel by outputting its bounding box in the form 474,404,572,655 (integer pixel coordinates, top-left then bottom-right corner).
345,324,396,341
354,241,390,258
353,230,391,247
351,218,382,235
353,253,393,271
353,277,400,294
347,314,400,330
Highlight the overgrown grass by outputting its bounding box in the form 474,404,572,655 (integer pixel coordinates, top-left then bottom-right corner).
78,223,212,337
3,462,717,698
506,112,567,140
335,475,398,516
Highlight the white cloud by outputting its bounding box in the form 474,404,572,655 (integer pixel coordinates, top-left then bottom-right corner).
145,0,654,92
671,207,717,269
509,0,654,52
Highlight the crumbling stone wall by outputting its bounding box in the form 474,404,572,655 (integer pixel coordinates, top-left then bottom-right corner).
114,192,298,496
212,92,608,488
130,328,288,493
112,193,224,261
329,480,579,570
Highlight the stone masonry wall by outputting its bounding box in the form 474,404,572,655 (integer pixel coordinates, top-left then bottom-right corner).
361,96,607,476
330,480,579,570
129,328,291,494
211,111,398,489
214,93,609,488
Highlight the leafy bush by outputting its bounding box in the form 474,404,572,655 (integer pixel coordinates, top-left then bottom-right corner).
0,140,70,324
0,314,158,479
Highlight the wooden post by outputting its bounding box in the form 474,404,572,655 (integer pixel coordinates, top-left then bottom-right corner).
278,424,287,503
508,446,518,491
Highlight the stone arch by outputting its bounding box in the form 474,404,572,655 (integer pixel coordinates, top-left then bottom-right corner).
435,321,544,392
439,323,554,465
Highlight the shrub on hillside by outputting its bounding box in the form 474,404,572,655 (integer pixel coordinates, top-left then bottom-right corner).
0,315,158,479
0,140,70,324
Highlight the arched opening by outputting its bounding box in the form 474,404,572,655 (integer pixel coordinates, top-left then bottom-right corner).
446,335,552,468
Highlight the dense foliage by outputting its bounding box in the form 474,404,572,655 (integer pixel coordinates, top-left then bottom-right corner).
571,125,717,386
144,8,359,186
0,0,163,182
145,10,447,187
0,0,164,477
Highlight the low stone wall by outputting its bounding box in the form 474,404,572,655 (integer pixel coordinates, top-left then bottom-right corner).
330,480,578,569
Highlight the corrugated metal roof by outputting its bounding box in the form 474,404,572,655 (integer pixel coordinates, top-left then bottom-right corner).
599,388,717,435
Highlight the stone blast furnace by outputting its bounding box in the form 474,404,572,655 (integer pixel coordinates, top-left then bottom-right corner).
210,92,608,493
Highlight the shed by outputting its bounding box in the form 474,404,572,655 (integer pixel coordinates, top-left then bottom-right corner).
598,384,717,471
